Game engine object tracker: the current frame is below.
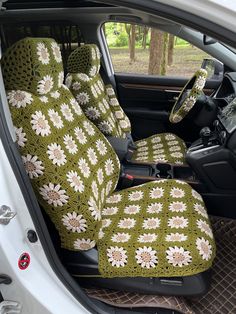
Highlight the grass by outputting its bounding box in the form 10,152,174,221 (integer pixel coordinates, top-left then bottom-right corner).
109,45,210,77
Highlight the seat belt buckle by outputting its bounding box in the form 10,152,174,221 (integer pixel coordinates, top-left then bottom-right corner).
119,173,134,189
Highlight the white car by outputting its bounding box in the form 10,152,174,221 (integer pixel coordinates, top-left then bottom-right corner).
0,1,235,313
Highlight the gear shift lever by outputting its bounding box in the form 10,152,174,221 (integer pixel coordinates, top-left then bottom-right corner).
200,127,211,147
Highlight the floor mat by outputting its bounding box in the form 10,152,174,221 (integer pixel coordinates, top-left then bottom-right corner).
85,216,236,314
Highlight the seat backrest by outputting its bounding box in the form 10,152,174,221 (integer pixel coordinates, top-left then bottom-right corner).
2,37,120,251
66,44,131,139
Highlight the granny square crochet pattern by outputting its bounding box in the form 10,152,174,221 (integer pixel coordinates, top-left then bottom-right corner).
66,44,187,165
2,37,215,278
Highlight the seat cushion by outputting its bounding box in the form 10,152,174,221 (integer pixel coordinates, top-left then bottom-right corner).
132,133,187,165
98,179,215,278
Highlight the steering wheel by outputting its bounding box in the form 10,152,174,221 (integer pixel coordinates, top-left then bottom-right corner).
169,69,208,123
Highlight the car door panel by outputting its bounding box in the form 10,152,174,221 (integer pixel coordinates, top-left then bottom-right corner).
115,73,221,140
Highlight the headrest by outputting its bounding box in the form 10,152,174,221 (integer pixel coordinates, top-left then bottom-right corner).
1,37,64,95
67,44,100,77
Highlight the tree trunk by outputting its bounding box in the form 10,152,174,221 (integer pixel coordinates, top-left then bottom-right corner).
142,26,149,49
161,32,169,75
148,29,164,75
125,24,136,63
168,34,175,66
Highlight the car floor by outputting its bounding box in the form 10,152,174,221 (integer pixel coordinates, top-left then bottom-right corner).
85,216,236,314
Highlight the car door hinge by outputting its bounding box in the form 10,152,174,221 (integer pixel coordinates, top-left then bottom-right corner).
0,205,16,225
0,300,22,314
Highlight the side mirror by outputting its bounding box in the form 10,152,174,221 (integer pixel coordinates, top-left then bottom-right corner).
201,58,224,80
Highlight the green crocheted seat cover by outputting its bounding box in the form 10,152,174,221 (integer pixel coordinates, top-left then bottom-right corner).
66,44,187,165
99,179,215,277
1,37,121,250
2,37,215,279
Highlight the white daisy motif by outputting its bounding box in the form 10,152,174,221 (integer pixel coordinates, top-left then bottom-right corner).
37,42,50,64
107,87,115,96
66,171,84,193
143,218,161,230
88,196,101,221
39,183,69,207
102,218,112,228
98,230,105,239
72,81,81,91
110,98,119,107
78,158,90,178
107,246,127,267
151,136,161,144
120,120,129,129
91,47,96,60
60,104,74,122
153,143,164,149
37,75,54,95
118,218,136,229
89,65,97,77
50,91,60,99
150,187,164,199
74,238,96,250
194,203,208,218
169,201,187,212
74,127,87,144
31,111,51,136
83,121,95,136
165,134,176,140
192,190,203,201
171,152,183,158
102,206,118,216
137,151,148,157
70,98,82,116
169,146,181,152
196,237,213,261
91,181,99,200
63,134,78,154
106,180,113,196
65,75,72,88
138,233,157,243
170,187,185,198
136,247,158,268
7,90,33,108
96,140,107,156
124,205,141,215
114,110,124,119
128,190,144,201
15,127,27,147
106,193,122,204
76,92,90,105
165,233,188,242
48,109,64,129
87,148,98,165
167,140,179,146
77,73,90,82
62,212,87,233
168,216,189,229
111,233,131,243
184,96,196,111
197,219,213,239
172,115,182,123
39,96,48,103
85,106,100,120
136,141,147,147
166,246,192,267
195,75,206,90
105,159,114,175
47,143,67,166
51,41,62,63
98,121,113,134
22,154,44,179
58,71,64,87
97,168,104,185
147,203,163,214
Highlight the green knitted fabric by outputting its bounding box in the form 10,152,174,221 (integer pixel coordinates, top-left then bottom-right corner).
170,69,207,123
99,179,216,277
66,45,131,138
66,44,187,165
132,133,187,165
2,38,121,251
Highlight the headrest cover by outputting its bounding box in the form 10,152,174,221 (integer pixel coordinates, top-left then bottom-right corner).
1,37,64,95
67,44,100,77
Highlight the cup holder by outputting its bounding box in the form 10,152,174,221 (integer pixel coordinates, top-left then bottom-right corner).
156,164,173,179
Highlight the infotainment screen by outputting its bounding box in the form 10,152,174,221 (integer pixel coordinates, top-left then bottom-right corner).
219,98,236,133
